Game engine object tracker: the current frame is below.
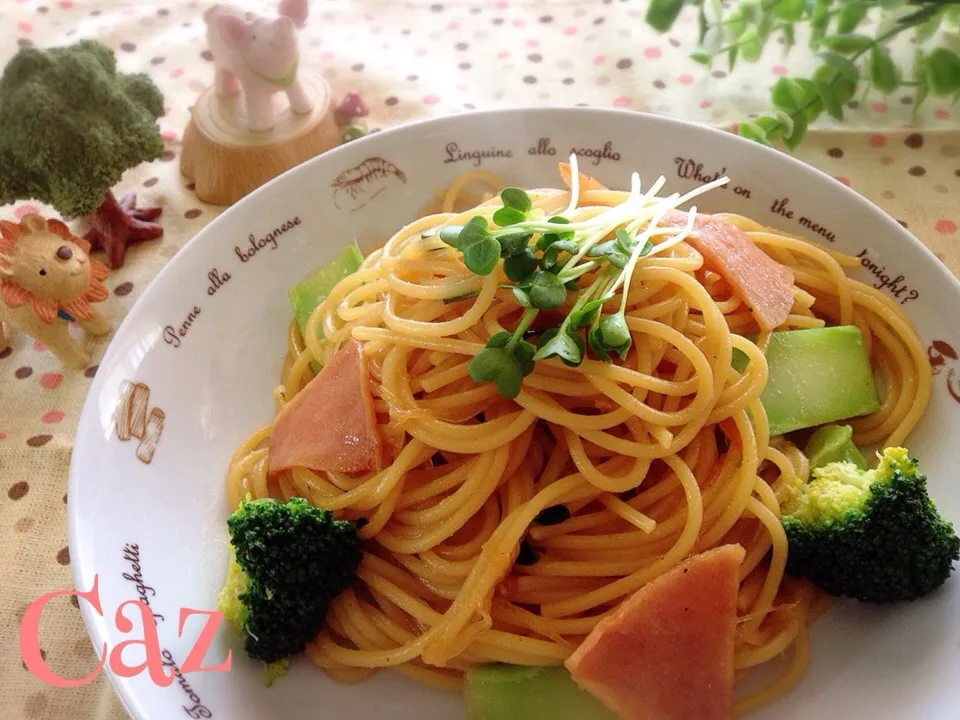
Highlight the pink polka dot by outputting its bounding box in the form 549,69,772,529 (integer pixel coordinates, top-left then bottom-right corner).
497,50,510,60
17,22,32,33
772,65,787,76
612,96,632,108
33,340,46,352
935,109,950,120
0,432,6,442
415,48,428,57
60,0,74,7
563,26,577,36
678,73,693,86
321,51,334,61
363,13,373,21
42,411,65,424
512,19,525,28
834,176,851,187
526,39,539,48
871,101,888,113
495,1,509,8
161,129,177,142
644,47,661,59
455,84,467,92
14,204,39,219
381,43,391,50
869,134,886,148
592,55,605,65
699,100,712,109
170,68,184,79
423,94,440,105
122,7,136,15
447,21,460,30
40,373,63,390
935,219,957,235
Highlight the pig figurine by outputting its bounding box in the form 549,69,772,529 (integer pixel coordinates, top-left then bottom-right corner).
204,0,312,132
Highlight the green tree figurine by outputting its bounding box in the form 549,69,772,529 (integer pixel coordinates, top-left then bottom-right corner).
0,40,166,269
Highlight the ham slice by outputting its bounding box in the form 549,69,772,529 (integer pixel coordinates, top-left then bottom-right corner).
661,211,794,331
268,339,383,478
565,544,746,720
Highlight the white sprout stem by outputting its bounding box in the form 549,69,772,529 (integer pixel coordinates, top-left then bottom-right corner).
561,153,581,217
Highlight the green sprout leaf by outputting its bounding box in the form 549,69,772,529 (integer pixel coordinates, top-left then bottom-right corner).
498,232,531,257
570,297,609,331
463,238,501,276
541,239,579,272
439,225,465,249
599,313,632,360
500,187,532,214
469,329,536,400
493,207,526,227
588,322,612,363
535,326,585,367
504,249,539,282
524,271,567,310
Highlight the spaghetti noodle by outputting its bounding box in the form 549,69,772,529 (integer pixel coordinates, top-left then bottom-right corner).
225,163,930,715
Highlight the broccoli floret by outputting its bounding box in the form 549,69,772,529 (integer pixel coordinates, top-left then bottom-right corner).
217,497,363,682
783,447,960,603
0,40,164,217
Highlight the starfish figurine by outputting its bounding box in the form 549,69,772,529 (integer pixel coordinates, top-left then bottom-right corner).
85,191,164,269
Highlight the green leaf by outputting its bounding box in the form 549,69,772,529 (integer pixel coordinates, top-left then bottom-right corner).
818,52,860,83
782,110,808,150
587,323,612,363
879,0,907,8
781,21,795,51
526,271,567,310
737,121,770,145
689,48,712,66
915,14,942,45
439,225,464,249
926,48,960,96
703,0,723,25
586,239,630,269
493,207,526,227
469,335,525,399
512,286,533,308
463,238,501,275
812,65,855,107
535,327,585,366
820,34,874,54
816,80,844,120
771,77,805,111
504,249,539,282
836,2,868,35
615,228,635,254
497,232,531,257
500,187,532,213
536,216,573,252
868,46,899,94
769,110,794,138
645,0,684,32
739,28,762,62
728,45,739,73
723,8,747,40
540,239,579,272
774,0,804,22
599,313,632,360
810,0,831,48
570,297,610,331
515,340,536,375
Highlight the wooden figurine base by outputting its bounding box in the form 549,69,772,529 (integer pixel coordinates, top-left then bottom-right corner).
180,75,341,206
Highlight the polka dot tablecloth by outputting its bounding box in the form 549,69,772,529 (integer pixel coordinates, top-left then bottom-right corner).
0,1,958,718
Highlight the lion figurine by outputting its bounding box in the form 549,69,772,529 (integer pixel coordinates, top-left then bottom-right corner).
0,214,111,368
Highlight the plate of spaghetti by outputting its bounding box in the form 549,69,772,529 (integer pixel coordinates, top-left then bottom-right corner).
70,108,960,720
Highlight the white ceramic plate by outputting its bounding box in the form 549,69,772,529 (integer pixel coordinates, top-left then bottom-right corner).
69,108,960,720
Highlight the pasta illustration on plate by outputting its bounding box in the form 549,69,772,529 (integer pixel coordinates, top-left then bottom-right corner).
115,380,165,464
